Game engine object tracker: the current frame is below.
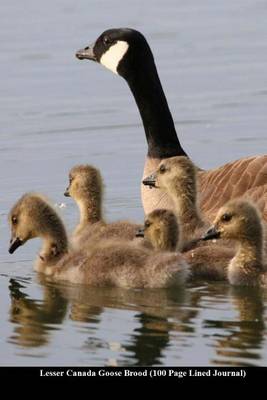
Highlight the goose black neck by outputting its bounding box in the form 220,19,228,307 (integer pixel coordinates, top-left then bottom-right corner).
126,60,187,159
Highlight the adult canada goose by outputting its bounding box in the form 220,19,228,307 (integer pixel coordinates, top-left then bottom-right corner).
137,208,234,281
243,184,267,222
76,28,267,220
64,164,141,246
202,200,267,287
8,193,189,288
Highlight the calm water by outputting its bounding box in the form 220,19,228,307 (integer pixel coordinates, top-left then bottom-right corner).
1,0,267,366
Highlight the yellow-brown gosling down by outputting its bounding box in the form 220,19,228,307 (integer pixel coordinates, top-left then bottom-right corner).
202,200,267,287
143,156,267,252
143,156,214,249
8,193,189,288
136,208,235,281
64,165,141,247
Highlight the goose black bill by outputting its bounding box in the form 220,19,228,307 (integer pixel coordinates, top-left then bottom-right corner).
76,44,97,61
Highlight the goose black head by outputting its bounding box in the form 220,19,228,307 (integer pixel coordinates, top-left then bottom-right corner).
76,28,154,79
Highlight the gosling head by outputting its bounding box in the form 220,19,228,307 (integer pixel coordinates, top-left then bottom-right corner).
8,193,67,255
143,156,196,193
76,28,154,79
136,209,179,252
64,165,102,202
202,200,263,243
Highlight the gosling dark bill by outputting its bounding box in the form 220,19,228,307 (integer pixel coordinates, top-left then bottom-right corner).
136,227,145,238
64,187,70,197
202,227,221,241
9,237,23,254
142,173,157,188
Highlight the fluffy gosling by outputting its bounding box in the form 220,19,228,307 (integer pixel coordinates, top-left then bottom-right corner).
202,200,267,287
137,208,234,281
143,156,211,249
8,193,189,288
65,165,141,247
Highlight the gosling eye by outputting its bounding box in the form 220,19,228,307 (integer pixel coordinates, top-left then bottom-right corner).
159,165,166,173
144,220,151,229
221,213,232,222
103,36,113,46
12,216,18,225
69,176,73,184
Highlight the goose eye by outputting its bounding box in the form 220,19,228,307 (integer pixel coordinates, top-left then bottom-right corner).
12,216,18,225
103,36,112,46
159,165,166,173
221,213,232,222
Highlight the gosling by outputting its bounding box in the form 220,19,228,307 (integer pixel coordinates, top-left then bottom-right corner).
8,193,189,288
137,209,235,281
64,165,141,246
202,200,267,287
142,156,211,249
136,209,179,252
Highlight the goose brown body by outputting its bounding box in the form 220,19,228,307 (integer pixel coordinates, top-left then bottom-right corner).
244,183,267,222
142,155,267,222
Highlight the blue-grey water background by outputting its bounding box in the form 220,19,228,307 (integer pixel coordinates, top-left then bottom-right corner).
1,0,267,366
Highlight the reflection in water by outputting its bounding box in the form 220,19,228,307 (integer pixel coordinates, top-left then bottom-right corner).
51,283,191,366
8,277,197,365
203,285,266,366
210,287,265,365
128,313,170,366
8,278,68,347
122,289,187,366
8,277,267,366
124,290,201,365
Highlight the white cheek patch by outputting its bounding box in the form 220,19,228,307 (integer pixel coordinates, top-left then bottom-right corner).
100,41,129,74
